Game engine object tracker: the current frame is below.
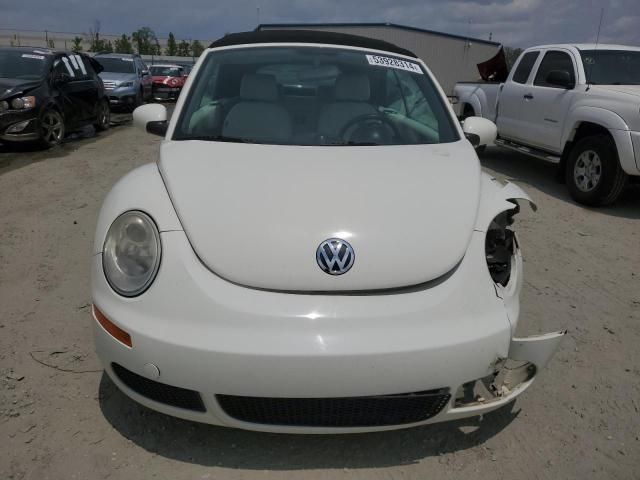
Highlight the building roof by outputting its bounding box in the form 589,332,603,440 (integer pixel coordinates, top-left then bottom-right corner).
257,22,501,47
209,29,418,57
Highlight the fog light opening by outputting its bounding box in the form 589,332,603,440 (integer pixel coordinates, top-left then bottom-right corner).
7,120,31,133
454,359,536,408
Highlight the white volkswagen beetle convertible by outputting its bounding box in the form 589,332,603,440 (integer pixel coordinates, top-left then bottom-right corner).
92,30,565,433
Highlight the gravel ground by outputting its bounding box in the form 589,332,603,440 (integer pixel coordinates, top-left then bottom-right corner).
1,111,639,480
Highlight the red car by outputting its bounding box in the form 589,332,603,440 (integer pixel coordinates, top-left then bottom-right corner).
150,64,186,101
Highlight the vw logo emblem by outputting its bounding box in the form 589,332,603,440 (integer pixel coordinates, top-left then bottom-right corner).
316,238,355,275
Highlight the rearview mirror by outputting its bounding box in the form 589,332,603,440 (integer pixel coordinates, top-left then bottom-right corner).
546,70,574,89
133,104,168,137
462,116,497,148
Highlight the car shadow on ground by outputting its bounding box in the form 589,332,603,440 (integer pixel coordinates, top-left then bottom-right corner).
480,146,640,220
0,112,131,176
98,373,518,470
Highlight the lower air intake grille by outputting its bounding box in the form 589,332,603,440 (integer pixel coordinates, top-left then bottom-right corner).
217,390,450,427
111,363,206,412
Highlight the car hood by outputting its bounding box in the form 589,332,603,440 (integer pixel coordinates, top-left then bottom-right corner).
98,72,136,83
159,140,481,291
0,78,41,100
592,84,640,98
152,75,182,84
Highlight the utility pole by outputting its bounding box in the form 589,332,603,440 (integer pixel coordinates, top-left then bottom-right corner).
257,6,261,26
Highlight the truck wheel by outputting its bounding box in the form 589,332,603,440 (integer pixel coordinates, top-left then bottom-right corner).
566,134,627,206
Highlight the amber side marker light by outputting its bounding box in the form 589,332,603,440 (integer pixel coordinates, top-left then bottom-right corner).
93,305,132,348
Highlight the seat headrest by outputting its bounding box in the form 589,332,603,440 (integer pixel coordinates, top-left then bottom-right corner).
335,74,370,101
240,73,278,101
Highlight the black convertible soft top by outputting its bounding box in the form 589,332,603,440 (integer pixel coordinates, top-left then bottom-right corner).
208,30,418,58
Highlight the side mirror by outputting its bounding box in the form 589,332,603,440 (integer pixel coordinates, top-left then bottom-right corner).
141,69,150,76
462,116,497,148
53,72,71,85
133,104,168,137
546,70,574,89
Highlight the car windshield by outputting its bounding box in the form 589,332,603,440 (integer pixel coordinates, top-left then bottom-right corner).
0,50,50,80
581,50,640,85
96,57,136,74
151,66,182,76
174,46,459,146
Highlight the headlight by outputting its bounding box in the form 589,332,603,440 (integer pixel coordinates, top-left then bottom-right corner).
103,211,161,297
10,96,36,109
0,100,8,111
485,205,518,286
120,81,134,87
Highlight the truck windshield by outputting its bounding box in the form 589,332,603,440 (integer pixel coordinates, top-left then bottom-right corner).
173,46,459,146
581,50,640,85
0,50,50,80
96,57,135,74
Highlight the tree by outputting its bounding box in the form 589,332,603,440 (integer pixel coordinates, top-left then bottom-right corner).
132,27,158,55
102,40,114,53
114,34,133,54
176,40,191,57
504,47,524,71
72,36,83,51
47,38,55,48
165,32,177,56
191,39,205,57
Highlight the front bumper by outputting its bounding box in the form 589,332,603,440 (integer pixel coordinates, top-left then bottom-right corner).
0,110,39,142
104,87,137,106
92,229,564,433
152,85,181,100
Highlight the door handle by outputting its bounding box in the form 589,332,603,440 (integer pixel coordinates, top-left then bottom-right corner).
524,93,534,100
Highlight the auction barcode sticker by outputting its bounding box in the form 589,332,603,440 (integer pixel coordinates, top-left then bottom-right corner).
366,55,423,74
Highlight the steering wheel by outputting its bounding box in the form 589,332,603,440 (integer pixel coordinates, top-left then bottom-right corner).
338,113,400,144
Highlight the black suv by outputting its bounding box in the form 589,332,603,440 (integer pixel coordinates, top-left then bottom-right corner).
0,47,110,148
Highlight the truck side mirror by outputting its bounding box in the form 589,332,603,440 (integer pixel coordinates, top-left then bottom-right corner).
462,116,497,149
546,70,574,89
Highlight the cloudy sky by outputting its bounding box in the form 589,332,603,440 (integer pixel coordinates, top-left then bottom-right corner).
2,0,639,47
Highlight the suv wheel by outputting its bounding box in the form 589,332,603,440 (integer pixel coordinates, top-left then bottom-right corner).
94,99,111,132
38,108,65,148
566,134,627,206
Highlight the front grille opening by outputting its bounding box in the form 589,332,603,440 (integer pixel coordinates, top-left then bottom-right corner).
217,389,450,427
111,363,206,412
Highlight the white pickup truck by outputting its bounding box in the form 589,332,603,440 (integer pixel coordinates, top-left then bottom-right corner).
454,44,640,206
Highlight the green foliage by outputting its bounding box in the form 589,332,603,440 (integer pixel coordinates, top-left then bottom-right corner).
191,39,205,57
132,27,159,55
165,32,177,56
176,39,191,57
114,34,134,54
71,36,83,51
47,38,55,48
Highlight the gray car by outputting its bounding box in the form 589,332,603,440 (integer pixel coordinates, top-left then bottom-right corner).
94,54,152,110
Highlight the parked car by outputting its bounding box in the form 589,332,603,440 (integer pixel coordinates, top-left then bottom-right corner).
149,64,185,100
454,44,640,206
0,47,110,148
92,30,564,433
94,53,152,110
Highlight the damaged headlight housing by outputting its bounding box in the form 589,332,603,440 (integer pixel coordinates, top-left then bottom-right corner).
9,96,36,110
103,211,161,297
485,203,518,286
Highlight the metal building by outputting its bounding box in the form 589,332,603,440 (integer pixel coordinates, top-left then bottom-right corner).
257,23,501,94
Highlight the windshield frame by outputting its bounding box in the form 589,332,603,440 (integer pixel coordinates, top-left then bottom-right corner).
170,43,461,146
580,49,640,85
